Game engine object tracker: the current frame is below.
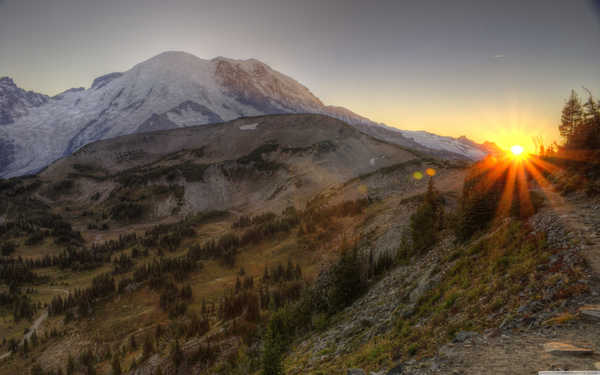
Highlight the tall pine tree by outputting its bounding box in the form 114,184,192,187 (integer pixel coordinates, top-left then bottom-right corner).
559,90,583,144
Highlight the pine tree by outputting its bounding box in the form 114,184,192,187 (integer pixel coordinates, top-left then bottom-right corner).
262,325,283,375
330,247,364,311
582,91,600,149
201,298,207,317
155,324,163,344
30,331,38,347
171,340,184,368
111,356,122,375
560,90,583,143
142,334,154,359
129,335,137,351
66,354,75,375
8,338,17,353
235,277,242,293
410,178,443,253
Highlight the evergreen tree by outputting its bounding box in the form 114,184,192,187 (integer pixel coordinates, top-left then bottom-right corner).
580,91,600,149
129,335,137,351
410,178,443,253
142,334,154,359
155,324,163,343
171,340,184,368
66,354,75,375
235,277,242,293
8,338,17,353
262,325,283,375
560,90,583,142
111,356,122,375
330,247,364,311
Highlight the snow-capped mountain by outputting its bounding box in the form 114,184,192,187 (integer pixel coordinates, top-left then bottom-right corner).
0,77,49,126
398,130,487,160
0,51,489,178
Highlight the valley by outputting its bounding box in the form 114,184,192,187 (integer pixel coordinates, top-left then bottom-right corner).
0,113,471,374
1,111,599,374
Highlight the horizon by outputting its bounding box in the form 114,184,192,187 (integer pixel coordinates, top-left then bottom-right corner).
2,0,600,151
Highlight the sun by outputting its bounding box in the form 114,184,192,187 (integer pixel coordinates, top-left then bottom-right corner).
510,145,525,157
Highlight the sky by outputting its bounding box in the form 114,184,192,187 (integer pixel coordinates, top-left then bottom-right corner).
1,0,599,151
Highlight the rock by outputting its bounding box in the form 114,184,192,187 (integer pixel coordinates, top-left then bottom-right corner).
347,369,366,375
579,305,600,321
453,331,478,343
386,364,403,374
543,342,593,356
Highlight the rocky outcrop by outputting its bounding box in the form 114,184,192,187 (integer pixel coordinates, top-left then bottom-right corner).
543,342,593,356
0,77,48,125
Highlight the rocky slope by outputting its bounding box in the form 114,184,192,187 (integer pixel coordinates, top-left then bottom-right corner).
1,114,431,222
286,187,600,375
0,51,490,178
0,77,48,126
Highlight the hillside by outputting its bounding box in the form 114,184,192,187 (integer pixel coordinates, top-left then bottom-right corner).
2,113,598,374
0,113,467,374
2,114,442,222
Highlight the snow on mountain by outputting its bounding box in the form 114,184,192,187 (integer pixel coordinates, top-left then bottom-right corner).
398,130,487,160
0,51,488,178
0,77,48,125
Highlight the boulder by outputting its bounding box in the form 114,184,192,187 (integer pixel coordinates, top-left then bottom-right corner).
453,331,478,343
386,364,403,374
348,369,366,375
579,305,600,321
543,342,593,356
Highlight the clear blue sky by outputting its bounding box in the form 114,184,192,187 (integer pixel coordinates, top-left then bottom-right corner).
1,0,599,149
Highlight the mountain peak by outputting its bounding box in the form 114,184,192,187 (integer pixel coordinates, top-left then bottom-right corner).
142,50,210,66
0,77,48,126
0,52,489,178
0,77,16,87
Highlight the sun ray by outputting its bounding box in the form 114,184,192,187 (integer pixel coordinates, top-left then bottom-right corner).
495,160,518,219
516,160,534,217
527,156,562,175
468,159,511,196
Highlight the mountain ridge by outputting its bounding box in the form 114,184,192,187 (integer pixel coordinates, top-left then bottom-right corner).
0,51,491,178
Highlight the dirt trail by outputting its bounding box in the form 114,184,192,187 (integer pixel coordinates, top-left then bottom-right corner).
538,187,600,275
436,323,600,374
425,190,600,374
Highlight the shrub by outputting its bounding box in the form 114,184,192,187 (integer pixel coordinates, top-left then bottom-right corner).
409,179,444,254
110,202,145,222
1,241,16,256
